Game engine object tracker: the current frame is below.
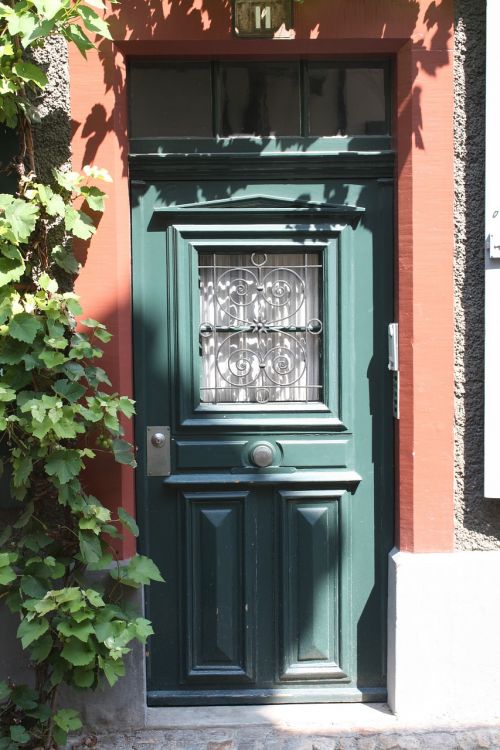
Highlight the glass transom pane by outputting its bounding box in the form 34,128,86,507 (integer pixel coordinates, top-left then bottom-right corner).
199,251,323,404
219,62,300,136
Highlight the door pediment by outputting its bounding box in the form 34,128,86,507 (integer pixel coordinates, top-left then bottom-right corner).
152,194,364,226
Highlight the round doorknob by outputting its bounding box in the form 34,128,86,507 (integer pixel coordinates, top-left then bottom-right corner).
151,432,166,448
250,442,274,468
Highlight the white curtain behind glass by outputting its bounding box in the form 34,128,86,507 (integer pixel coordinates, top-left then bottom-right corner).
199,252,322,404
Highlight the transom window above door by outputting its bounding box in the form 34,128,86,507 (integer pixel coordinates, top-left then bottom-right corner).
128,60,390,139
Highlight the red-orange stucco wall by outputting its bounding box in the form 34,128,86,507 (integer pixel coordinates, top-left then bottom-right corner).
69,0,455,556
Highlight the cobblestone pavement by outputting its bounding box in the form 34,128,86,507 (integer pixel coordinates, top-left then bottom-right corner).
71,727,500,749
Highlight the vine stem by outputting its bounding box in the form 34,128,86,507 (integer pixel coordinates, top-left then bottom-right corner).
44,685,59,750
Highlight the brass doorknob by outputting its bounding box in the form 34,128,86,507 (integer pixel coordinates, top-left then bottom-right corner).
250,443,274,468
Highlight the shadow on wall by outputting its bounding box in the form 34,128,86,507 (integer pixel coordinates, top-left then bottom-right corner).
69,0,454,179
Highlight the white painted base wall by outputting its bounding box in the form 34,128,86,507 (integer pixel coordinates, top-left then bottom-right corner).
388,548,500,722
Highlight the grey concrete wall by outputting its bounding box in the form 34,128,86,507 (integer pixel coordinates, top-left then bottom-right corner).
454,0,500,549
30,34,71,181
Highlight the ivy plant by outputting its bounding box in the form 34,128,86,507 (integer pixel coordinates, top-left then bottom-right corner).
0,2,164,749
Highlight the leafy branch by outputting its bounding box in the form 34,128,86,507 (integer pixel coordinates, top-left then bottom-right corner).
0,2,163,749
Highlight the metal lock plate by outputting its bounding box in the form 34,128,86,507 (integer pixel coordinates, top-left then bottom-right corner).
147,426,171,477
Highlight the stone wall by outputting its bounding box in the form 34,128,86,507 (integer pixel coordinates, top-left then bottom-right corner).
453,0,500,548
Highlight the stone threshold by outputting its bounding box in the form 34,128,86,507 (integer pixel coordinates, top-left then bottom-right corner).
71,704,500,749
144,704,500,733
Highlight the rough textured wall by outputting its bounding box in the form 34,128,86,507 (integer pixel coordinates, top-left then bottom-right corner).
31,34,71,181
454,0,500,548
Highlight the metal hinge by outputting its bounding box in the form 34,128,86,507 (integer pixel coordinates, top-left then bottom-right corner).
147,426,171,477
388,323,400,419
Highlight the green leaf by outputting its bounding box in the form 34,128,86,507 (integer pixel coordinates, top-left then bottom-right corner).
37,184,65,217
78,530,102,564
112,439,136,467
0,339,27,364
85,589,105,608
6,11,35,41
3,198,39,242
51,244,79,274
0,552,17,567
45,449,82,484
80,185,106,212
0,385,16,401
77,5,112,39
53,726,69,747
33,0,66,21
17,617,49,649
62,361,86,381
64,206,95,240
20,575,47,599
10,725,30,744
0,566,16,585
118,507,139,537
57,620,94,643
13,501,34,529
0,245,25,287
11,685,38,710
12,455,33,488
63,23,94,56
101,657,125,686
53,379,86,403
133,617,154,644
61,638,96,667
29,632,53,663
118,396,135,418
85,365,111,387
12,61,48,88
38,272,58,293
113,555,164,587
9,313,42,344
72,668,95,688
22,18,56,47
94,327,112,343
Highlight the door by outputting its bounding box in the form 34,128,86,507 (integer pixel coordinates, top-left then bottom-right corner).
132,176,394,705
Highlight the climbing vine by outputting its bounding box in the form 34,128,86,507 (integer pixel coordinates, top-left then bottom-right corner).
0,2,163,749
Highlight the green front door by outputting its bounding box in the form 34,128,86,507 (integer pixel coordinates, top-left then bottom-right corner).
132,172,394,705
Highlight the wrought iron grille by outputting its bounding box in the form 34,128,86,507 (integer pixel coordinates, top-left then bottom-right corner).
199,251,323,404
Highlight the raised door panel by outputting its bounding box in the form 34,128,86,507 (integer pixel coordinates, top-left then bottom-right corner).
279,490,347,681
183,491,254,683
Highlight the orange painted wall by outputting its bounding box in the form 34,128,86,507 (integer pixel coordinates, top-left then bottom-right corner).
69,0,455,555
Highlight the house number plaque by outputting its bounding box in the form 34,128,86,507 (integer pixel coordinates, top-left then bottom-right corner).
233,0,293,37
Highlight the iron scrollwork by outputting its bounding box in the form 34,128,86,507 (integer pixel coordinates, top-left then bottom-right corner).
199,251,323,404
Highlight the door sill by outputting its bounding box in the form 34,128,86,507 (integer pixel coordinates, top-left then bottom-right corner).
147,687,386,707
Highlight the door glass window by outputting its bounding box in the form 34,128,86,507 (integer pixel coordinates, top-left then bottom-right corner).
199,251,323,404
128,61,390,138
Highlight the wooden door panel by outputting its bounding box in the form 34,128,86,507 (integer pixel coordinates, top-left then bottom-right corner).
183,491,254,683
279,490,347,681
